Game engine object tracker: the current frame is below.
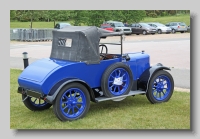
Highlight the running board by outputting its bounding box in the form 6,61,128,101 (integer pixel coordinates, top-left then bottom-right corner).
95,90,146,102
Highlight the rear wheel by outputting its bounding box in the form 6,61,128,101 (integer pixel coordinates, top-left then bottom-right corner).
22,94,52,111
146,70,174,104
53,83,90,121
172,29,176,34
101,63,133,98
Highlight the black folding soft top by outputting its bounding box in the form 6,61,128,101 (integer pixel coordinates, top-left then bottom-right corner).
50,26,123,64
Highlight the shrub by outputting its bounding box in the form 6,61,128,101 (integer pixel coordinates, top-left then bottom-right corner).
148,12,157,18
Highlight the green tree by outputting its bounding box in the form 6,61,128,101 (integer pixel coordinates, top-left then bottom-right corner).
70,10,89,26
86,10,105,26
10,10,16,21
16,10,41,28
118,10,146,23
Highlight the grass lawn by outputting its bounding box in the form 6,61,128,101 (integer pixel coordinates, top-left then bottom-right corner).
10,69,190,129
142,14,190,25
10,15,190,29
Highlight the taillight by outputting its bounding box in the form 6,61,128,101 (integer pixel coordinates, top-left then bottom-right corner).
178,26,180,28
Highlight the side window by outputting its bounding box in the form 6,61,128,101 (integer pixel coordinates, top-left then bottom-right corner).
171,23,176,26
110,23,115,27
153,24,157,27
136,24,140,27
131,24,135,27
55,24,60,29
58,38,72,47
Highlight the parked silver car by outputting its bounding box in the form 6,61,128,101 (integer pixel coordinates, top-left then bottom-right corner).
148,22,172,34
105,21,132,35
165,22,187,33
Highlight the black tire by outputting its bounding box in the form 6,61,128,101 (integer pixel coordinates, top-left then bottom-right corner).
22,94,52,111
157,29,162,34
53,83,90,121
146,70,174,104
142,30,147,35
172,29,176,34
101,62,133,98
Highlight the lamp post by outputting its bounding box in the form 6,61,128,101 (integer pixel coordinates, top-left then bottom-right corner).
22,52,29,69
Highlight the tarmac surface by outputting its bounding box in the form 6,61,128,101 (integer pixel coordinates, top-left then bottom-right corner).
10,33,190,92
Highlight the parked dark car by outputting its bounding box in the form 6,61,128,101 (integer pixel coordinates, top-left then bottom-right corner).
165,22,187,33
129,23,157,35
100,24,114,31
54,22,71,29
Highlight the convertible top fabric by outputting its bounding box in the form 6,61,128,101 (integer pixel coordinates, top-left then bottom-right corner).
50,26,123,64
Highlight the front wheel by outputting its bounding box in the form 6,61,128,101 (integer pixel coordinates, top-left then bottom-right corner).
146,70,174,104
142,30,147,35
157,29,162,34
53,83,90,121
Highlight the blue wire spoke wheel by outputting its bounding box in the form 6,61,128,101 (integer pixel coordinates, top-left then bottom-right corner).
101,62,133,98
53,83,90,121
60,88,86,118
29,97,48,107
22,94,52,111
108,68,130,96
146,70,174,104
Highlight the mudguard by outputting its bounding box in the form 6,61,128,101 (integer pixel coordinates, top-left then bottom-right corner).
45,78,95,104
137,63,171,92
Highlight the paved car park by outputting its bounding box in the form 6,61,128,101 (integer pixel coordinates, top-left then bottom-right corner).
10,33,190,91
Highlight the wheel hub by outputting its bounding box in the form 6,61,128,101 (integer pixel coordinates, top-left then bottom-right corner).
67,98,77,106
157,83,164,92
113,77,123,85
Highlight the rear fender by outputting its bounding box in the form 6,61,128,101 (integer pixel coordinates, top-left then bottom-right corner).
138,63,171,92
45,78,95,104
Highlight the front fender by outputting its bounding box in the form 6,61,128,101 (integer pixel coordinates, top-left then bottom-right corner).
138,63,171,92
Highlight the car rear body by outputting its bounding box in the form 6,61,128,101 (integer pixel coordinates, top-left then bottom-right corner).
165,22,187,32
100,24,114,31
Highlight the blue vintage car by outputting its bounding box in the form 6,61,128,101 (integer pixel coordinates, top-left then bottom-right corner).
17,26,174,121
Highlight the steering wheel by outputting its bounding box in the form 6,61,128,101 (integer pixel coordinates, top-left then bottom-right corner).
99,44,108,60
